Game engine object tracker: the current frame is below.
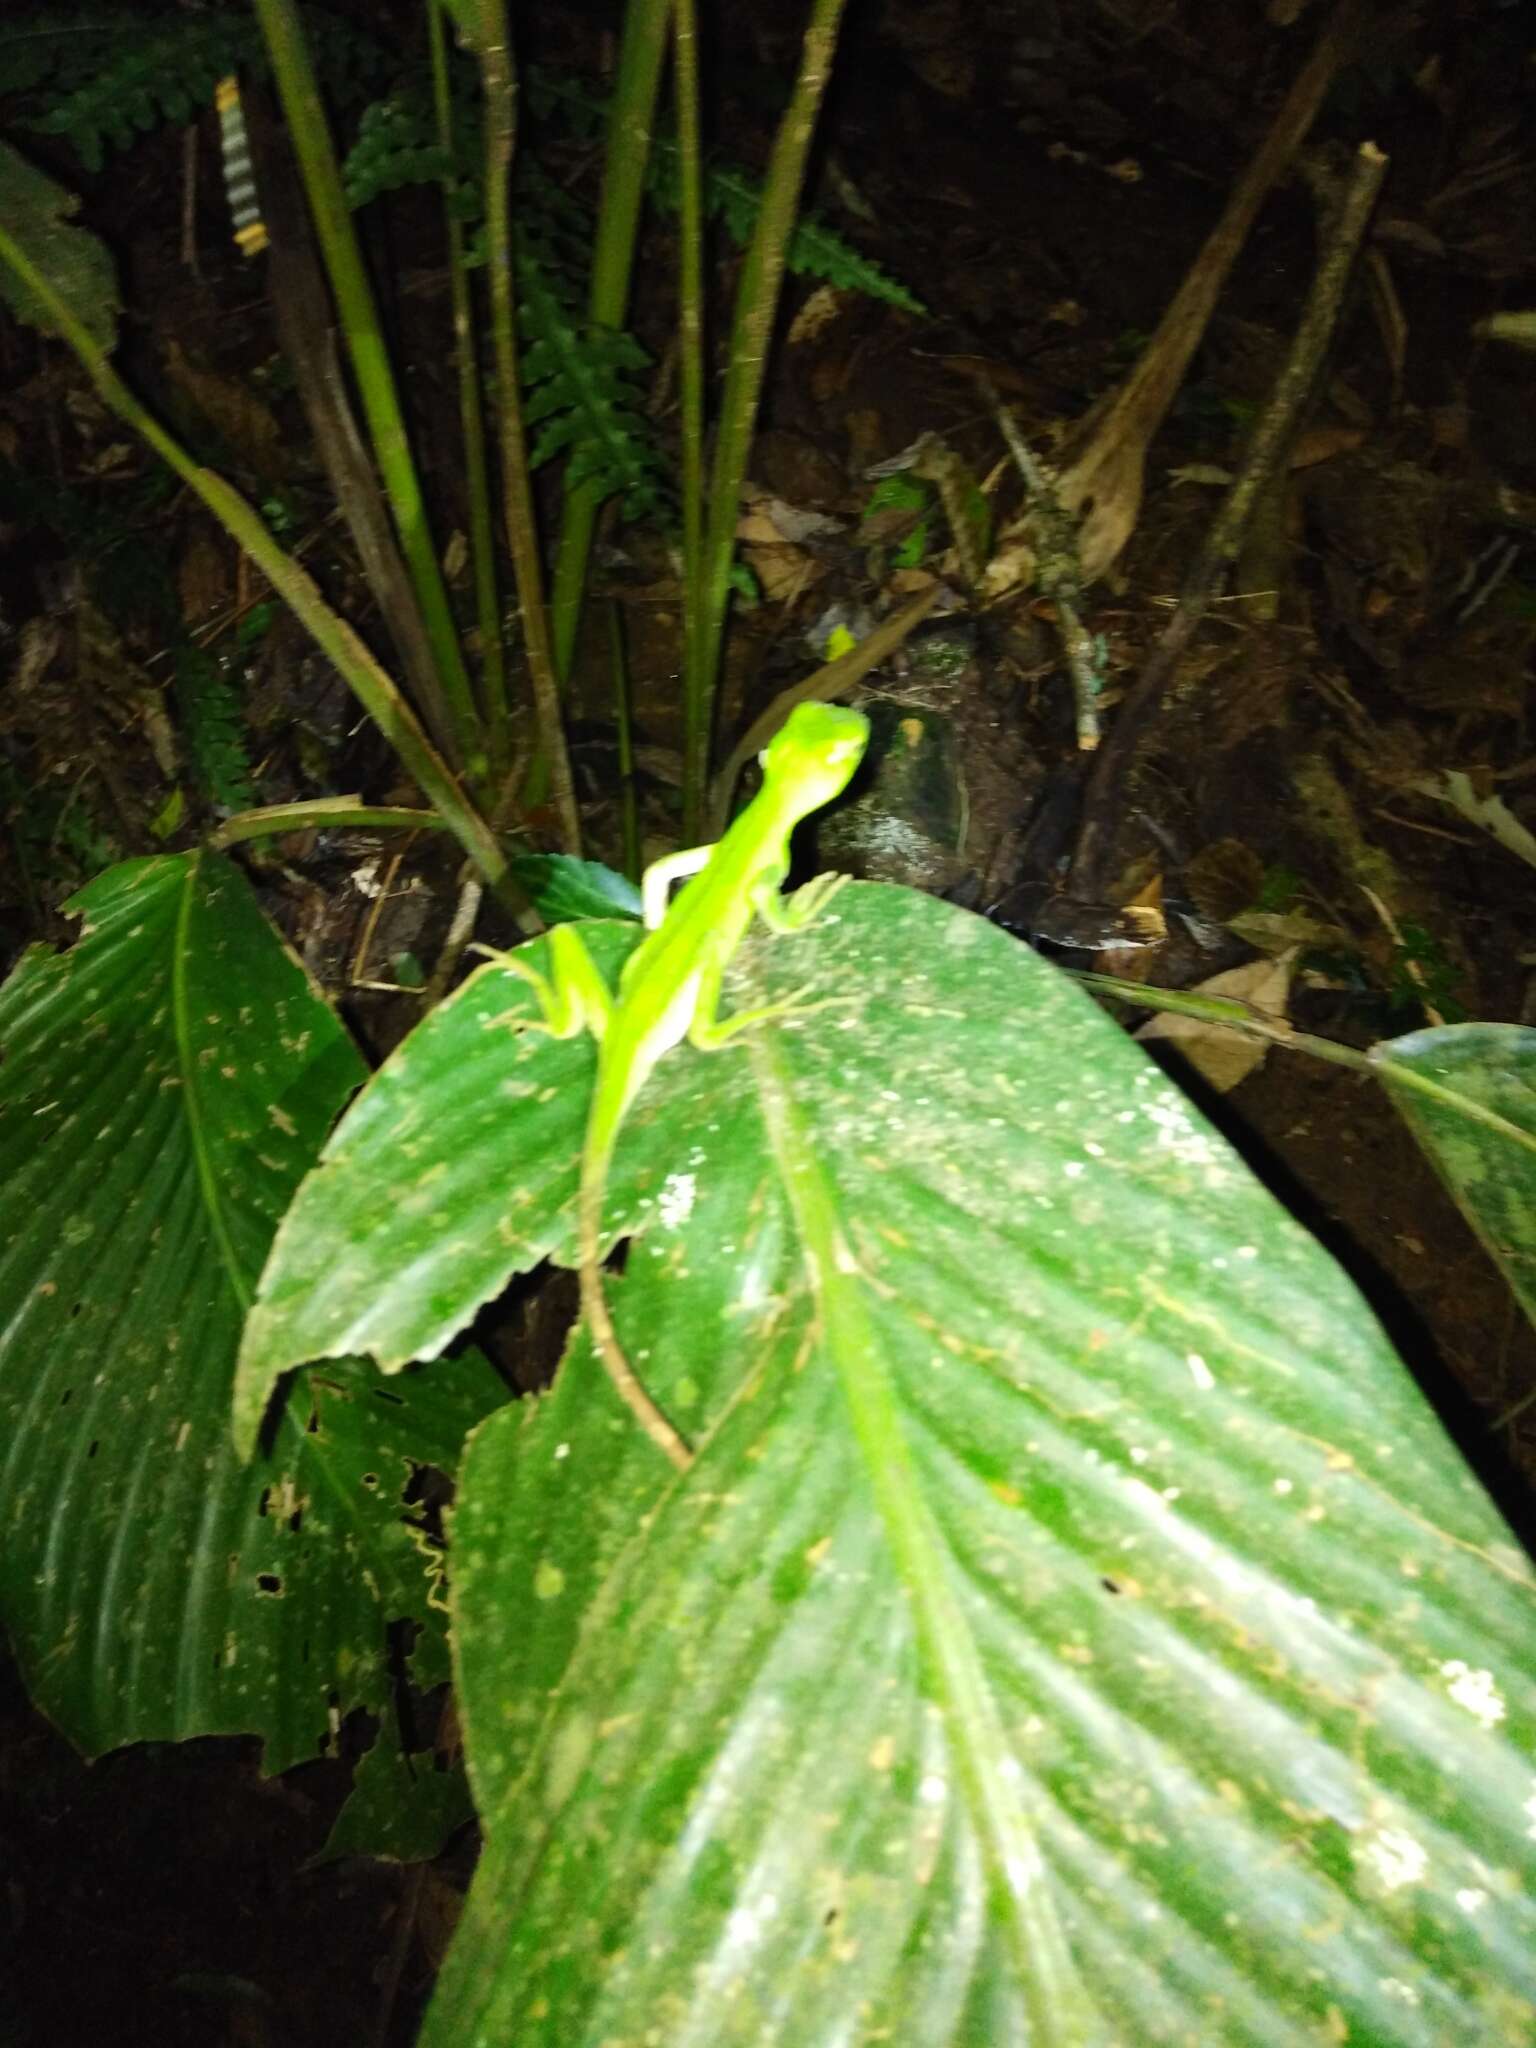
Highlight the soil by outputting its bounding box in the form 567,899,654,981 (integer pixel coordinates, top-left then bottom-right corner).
3,0,1535,2038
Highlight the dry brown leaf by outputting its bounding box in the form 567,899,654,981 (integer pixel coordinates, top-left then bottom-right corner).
1136,949,1297,1094
1290,423,1365,468
976,525,1039,601
1185,838,1266,922
787,284,848,347
178,528,231,628
162,339,287,482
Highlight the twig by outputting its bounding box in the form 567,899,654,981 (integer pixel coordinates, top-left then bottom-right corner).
350,844,409,988
180,124,199,275
983,383,1102,750
370,1862,427,2048
1056,0,1379,582
1068,140,1388,903
707,586,939,830
424,865,488,1006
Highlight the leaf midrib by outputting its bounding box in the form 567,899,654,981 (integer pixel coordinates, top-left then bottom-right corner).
172,852,253,1315
752,1029,1095,2042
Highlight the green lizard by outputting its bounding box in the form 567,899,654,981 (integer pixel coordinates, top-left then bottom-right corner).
499,700,870,1471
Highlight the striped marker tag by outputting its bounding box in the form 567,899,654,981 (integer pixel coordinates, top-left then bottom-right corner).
215,75,268,257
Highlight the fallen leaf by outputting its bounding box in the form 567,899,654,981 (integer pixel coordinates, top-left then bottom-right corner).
1136,949,1297,1094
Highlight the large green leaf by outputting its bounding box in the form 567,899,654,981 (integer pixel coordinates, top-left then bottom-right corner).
237,882,1536,2038
0,853,505,1825
1373,1021,1536,1331
234,922,641,1445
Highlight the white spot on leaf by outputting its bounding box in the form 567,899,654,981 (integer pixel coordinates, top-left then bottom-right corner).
1441,1660,1506,1729
1362,1826,1427,1892
658,1173,697,1229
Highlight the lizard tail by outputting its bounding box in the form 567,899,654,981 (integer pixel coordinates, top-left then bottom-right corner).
578,1137,694,1471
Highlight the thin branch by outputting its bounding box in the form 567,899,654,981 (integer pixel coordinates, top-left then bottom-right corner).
1068,141,1388,903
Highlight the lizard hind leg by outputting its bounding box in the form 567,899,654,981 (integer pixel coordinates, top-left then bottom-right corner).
473,924,615,1042
688,956,854,1053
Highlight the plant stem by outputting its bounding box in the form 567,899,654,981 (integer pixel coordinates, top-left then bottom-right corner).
672,0,706,825
605,601,642,886
474,1,583,853
0,224,535,928
547,0,672,684
430,0,510,776
1076,968,1536,1149
707,587,939,831
254,0,486,786
688,0,850,839
209,802,450,850
1072,971,1370,1070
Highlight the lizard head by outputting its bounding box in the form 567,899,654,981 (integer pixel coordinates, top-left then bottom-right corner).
760,701,871,810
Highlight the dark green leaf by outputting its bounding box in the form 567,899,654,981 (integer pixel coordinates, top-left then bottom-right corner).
0,853,504,1857
507,852,642,924
316,1698,474,1866
0,141,120,351
1372,1020,1536,1330
234,925,638,1446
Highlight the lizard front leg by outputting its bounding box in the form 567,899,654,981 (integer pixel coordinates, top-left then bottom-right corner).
754,867,852,934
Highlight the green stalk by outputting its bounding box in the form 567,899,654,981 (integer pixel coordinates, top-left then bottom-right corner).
1073,970,1532,1147
471,0,581,851
1072,973,1370,1070
0,222,534,928
605,601,642,886
254,0,485,784
687,0,849,837
672,0,706,826
547,0,672,683
429,0,509,774
210,801,449,849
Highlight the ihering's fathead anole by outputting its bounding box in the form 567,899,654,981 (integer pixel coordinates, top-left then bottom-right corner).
494,701,870,1470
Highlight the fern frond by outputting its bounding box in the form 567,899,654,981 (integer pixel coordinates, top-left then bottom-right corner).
342,90,477,216
675,162,924,313
0,9,139,100
339,91,668,522
522,64,607,141
28,13,258,172
516,64,924,313
16,5,388,174
782,210,925,312
515,242,669,521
